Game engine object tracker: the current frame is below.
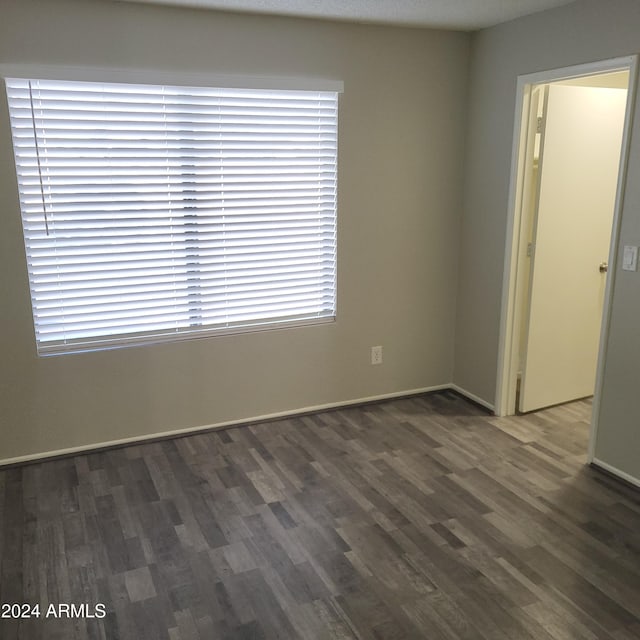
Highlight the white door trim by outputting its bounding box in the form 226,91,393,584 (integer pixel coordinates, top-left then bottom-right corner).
495,56,638,464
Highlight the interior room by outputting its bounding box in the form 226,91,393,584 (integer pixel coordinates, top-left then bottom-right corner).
1,0,639,638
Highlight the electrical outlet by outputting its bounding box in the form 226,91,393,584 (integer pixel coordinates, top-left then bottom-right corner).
371,345,383,365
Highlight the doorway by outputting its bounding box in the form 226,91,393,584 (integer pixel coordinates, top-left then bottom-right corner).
495,58,637,455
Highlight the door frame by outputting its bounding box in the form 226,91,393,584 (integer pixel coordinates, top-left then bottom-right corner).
495,56,638,460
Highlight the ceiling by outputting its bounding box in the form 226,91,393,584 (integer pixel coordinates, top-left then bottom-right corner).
118,0,578,31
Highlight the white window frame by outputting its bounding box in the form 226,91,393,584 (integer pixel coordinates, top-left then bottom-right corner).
2,65,343,356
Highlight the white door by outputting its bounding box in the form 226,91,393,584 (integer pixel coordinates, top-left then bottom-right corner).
519,84,627,413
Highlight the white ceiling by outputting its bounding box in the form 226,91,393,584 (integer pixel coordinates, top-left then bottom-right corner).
118,0,578,31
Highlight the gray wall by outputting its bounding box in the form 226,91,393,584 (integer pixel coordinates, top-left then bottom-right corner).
0,0,469,461
455,0,640,480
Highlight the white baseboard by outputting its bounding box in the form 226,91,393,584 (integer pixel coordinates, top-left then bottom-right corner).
591,458,640,489
449,384,495,412
0,384,452,467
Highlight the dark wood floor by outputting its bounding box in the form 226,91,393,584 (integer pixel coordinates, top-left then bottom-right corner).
1,391,639,640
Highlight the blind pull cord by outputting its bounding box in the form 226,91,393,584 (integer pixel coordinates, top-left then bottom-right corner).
28,81,50,236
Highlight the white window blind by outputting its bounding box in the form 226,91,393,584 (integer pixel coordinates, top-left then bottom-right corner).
5,78,338,355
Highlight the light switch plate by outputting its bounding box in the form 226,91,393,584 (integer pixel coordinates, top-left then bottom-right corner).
622,245,638,272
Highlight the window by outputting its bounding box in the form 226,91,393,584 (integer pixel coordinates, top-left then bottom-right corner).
5,76,339,355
